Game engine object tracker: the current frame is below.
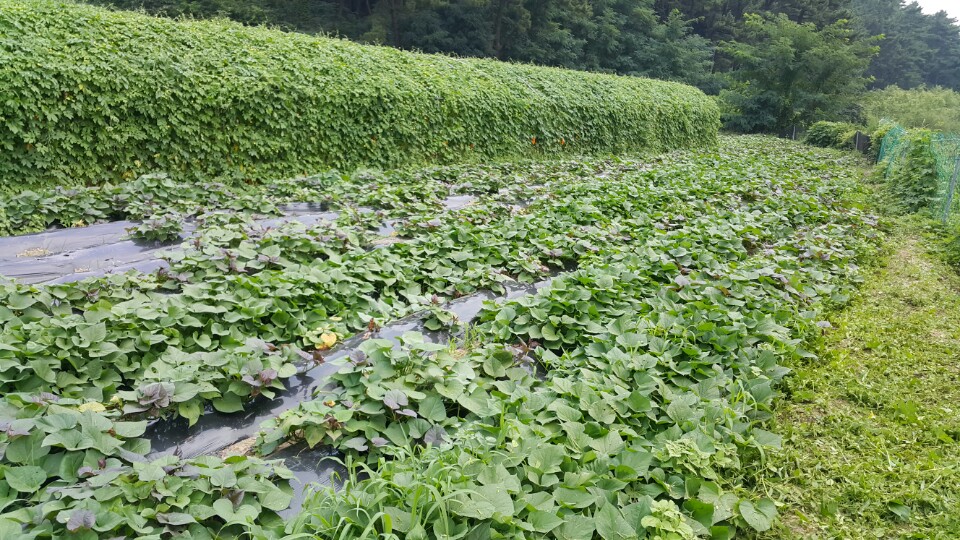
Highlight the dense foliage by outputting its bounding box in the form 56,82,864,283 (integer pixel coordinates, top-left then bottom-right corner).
722,15,877,133
805,121,863,150
0,0,719,194
851,0,960,91
876,126,948,213
0,136,880,537
863,86,960,134
82,0,960,132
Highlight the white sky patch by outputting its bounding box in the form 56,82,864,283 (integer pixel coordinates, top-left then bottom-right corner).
913,0,960,21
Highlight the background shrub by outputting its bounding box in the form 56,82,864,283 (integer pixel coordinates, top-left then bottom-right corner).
0,0,720,195
805,121,862,150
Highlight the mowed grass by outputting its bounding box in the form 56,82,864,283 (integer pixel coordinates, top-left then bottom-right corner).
753,221,960,539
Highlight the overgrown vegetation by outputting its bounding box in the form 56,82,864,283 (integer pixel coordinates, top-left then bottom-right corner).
84,0,960,95
81,0,960,134
721,15,877,133
0,0,719,194
874,123,960,220
863,86,960,134
0,136,881,536
804,121,863,150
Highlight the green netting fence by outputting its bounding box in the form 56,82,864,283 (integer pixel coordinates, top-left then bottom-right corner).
877,122,960,222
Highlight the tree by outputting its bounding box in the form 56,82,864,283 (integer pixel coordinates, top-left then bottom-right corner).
721,14,878,132
851,0,960,91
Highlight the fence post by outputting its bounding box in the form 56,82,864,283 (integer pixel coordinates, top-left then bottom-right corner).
944,157,960,225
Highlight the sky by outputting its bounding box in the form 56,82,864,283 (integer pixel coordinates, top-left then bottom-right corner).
914,0,960,21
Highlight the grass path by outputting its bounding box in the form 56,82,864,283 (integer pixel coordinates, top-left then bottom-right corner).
754,224,960,539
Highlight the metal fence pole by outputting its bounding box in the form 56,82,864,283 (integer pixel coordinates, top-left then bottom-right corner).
943,157,960,225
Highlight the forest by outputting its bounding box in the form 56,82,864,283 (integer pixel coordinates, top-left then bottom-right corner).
86,0,960,132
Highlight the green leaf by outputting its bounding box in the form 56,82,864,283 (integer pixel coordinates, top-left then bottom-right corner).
527,510,564,533
887,501,911,521
210,467,238,488
79,322,107,344
213,394,244,413
179,400,202,426
738,498,777,532
555,487,596,509
135,462,166,482
452,495,496,520
4,465,46,492
112,421,148,438
596,504,638,540
527,445,565,474
453,484,513,520
555,515,596,540
5,432,50,464
260,486,293,512
417,396,446,422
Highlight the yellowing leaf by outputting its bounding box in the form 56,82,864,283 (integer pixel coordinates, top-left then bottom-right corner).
78,402,106,413
319,332,338,349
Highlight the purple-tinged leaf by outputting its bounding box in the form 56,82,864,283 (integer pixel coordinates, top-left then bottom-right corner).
77,466,96,478
370,437,389,447
383,390,408,410
349,350,367,365
226,489,246,508
139,382,173,408
259,369,278,384
31,392,59,406
397,409,418,418
67,510,96,532
423,425,447,446
5,424,31,438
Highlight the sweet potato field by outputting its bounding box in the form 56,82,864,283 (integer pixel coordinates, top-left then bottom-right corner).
0,136,882,538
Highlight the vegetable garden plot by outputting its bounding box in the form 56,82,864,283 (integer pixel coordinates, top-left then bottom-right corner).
0,137,880,538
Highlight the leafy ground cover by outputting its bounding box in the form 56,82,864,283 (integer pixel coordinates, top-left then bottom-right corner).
0,136,882,538
748,219,960,539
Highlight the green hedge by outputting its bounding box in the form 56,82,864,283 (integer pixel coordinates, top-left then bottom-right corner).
804,121,862,150
0,0,720,194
